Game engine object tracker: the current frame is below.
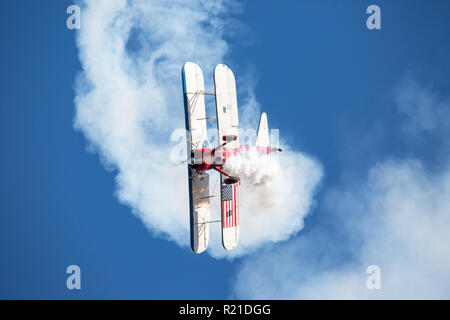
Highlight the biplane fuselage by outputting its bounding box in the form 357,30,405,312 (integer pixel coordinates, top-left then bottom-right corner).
182,62,281,254
191,146,280,172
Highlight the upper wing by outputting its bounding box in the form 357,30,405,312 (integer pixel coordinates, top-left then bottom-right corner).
214,64,240,250
182,62,210,253
255,112,269,147
214,64,239,150
183,62,208,152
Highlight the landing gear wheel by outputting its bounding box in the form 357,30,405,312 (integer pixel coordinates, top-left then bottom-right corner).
224,177,239,185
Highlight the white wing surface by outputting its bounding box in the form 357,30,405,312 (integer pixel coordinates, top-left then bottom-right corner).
214,64,240,250
182,62,210,253
214,64,239,149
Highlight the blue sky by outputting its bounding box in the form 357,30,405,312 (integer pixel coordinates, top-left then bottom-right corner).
1,0,450,299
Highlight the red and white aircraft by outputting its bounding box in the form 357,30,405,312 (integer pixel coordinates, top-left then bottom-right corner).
182,62,281,253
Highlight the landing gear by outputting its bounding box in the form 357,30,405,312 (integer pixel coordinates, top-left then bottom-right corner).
224,177,240,185
211,166,240,185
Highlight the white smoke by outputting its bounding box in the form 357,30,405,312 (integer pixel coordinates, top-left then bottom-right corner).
74,0,322,257
233,159,450,299
218,148,322,257
225,148,279,186
232,77,450,298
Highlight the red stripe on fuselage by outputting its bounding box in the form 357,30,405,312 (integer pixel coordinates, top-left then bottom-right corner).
193,146,274,172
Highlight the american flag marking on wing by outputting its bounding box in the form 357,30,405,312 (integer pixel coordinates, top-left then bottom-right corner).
221,183,239,228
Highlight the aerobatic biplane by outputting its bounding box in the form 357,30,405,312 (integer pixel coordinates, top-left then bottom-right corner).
182,62,282,253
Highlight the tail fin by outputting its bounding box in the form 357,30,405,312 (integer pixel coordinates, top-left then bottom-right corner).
255,112,269,147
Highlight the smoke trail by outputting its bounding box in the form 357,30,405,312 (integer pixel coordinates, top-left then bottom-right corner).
74,0,322,257
232,77,450,298
217,148,322,257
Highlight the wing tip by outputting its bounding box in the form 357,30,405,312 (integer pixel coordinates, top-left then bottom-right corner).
183,61,203,74
214,63,234,76
222,226,239,251
192,246,208,254
191,231,209,254
214,63,227,69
